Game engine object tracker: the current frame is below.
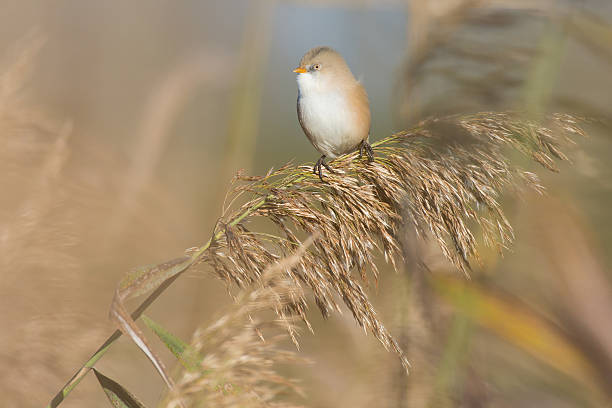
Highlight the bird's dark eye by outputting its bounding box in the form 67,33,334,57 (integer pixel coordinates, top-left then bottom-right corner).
313,64,321,70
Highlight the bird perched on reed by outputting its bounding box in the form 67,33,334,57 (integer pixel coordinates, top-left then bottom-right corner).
293,46,373,180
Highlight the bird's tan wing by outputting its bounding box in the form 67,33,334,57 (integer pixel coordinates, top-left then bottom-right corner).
349,82,371,143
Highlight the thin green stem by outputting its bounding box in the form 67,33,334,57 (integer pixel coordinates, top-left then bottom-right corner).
47,272,183,408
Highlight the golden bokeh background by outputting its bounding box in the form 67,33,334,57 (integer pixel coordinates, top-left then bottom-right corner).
1,1,611,407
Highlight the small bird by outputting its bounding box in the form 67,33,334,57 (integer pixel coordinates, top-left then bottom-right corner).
293,46,373,180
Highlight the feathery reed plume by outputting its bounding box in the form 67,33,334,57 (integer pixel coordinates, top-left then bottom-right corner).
198,111,584,371
398,2,606,120
162,237,315,408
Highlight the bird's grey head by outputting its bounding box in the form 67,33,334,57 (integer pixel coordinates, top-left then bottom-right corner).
294,46,355,93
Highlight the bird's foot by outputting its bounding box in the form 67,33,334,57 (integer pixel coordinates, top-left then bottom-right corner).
313,156,333,181
358,140,374,162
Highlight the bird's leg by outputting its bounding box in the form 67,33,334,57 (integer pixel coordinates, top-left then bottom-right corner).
358,139,374,162
313,155,333,181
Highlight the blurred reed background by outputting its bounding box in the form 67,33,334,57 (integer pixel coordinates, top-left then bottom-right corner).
1,1,611,407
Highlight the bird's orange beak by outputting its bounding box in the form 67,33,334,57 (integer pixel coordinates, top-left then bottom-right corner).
293,66,307,74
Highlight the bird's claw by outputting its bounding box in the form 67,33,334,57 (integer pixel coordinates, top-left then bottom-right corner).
313,156,333,181
358,140,374,163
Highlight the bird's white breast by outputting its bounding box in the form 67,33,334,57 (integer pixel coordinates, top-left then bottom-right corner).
297,74,363,158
